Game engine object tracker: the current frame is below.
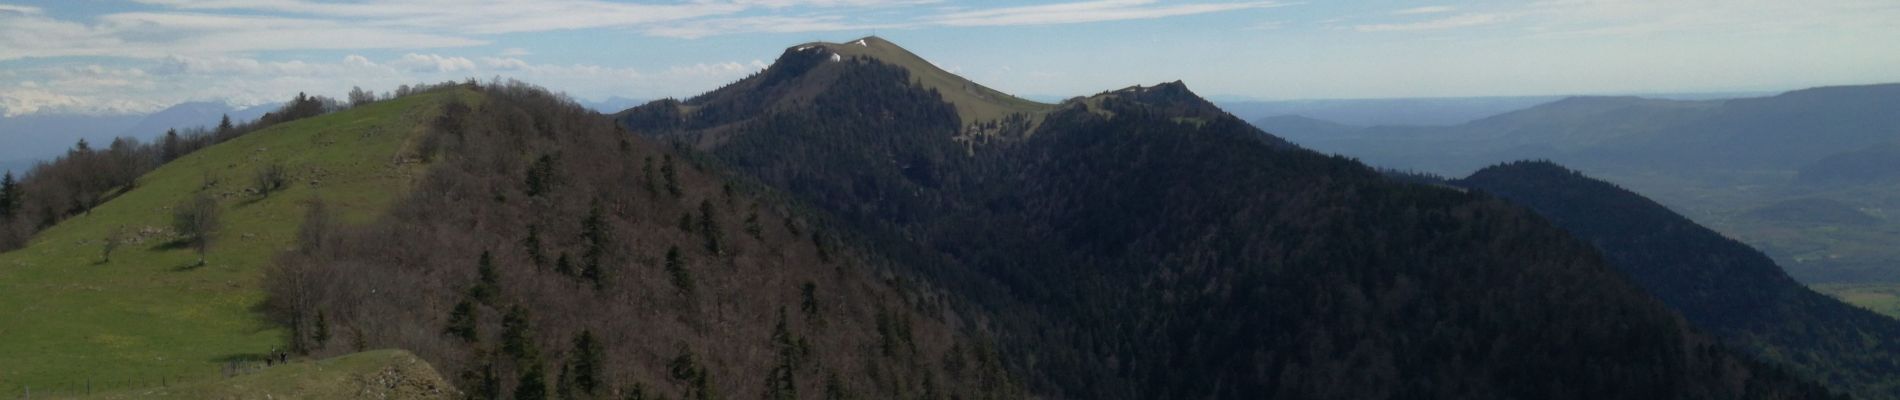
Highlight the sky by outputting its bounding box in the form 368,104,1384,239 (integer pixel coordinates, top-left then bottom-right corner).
2,0,1898,116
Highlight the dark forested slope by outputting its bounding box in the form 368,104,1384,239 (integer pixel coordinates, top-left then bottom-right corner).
617,37,1840,399
1459,161,1900,400
267,82,1020,400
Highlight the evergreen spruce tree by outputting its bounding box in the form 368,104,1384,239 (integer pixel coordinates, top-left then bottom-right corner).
661,154,682,197
216,114,234,137
469,251,500,304
764,308,799,400
556,252,576,277
312,310,332,349
665,246,693,294
516,361,550,400
523,224,546,268
642,157,658,196
0,171,17,221
581,202,609,290
823,372,850,400
743,209,763,239
698,200,723,255
445,299,479,342
571,330,606,396
502,305,537,363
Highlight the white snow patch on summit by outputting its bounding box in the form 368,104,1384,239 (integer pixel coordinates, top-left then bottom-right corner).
853,39,868,46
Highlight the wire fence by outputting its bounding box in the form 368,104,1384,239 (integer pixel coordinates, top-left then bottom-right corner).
10,358,286,399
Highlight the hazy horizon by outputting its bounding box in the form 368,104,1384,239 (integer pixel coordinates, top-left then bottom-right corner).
4,0,1898,117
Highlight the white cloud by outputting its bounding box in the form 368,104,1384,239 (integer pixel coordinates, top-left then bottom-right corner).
0,8,483,61
1517,0,1900,38
1393,6,1455,15
930,0,1284,27
393,53,477,73
1354,13,1503,32
646,15,884,39
0,53,770,116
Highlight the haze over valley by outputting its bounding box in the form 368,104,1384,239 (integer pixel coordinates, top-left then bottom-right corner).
3,1,1898,399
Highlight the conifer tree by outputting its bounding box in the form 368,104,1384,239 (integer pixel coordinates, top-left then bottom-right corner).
0,171,17,221
160,129,183,162
216,114,234,137
581,202,609,290
313,310,332,349
516,361,550,400
523,224,546,268
445,299,479,342
665,246,693,294
502,305,537,363
469,251,500,304
556,252,576,277
698,200,723,255
661,154,682,197
642,157,658,196
571,330,605,396
764,308,799,400
744,209,763,239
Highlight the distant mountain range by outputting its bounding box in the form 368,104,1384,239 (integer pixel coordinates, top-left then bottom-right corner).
1214,91,1763,127
1256,83,1900,284
0,101,275,174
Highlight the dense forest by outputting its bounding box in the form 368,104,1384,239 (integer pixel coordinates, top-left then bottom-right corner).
265,80,1020,400
1459,161,1900,400
615,40,1843,399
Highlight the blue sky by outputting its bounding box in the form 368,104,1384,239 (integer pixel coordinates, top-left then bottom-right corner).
2,0,1897,116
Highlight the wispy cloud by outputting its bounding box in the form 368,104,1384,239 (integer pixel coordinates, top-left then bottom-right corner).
1354,13,1502,32
1393,6,1455,15
1517,0,1900,38
0,53,770,116
929,0,1284,27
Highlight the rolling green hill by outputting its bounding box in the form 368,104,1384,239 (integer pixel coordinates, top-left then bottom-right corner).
0,88,475,393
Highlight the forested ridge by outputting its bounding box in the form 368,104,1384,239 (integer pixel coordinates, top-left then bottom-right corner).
266,81,1021,400
615,38,1843,399
1460,160,1900,400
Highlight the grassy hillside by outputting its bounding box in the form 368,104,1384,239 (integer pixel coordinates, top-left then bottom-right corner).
84,349,453,400
810,36,1052,127
0,88,473,393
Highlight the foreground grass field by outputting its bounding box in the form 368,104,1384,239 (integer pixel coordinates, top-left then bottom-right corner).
0,89,471,394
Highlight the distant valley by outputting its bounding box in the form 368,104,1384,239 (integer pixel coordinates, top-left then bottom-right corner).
1254,84,1900,295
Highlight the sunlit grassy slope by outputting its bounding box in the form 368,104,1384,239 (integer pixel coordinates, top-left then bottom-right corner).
0,89,474,393
810,36,1054,127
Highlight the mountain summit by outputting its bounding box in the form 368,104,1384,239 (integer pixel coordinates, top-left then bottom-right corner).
617,37,1840,398
619,36,1053,142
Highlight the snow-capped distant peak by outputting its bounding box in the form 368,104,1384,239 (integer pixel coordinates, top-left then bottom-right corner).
853,39,868,47
795,46,815,52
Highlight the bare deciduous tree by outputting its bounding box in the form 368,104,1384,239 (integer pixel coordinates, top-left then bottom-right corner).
172,193,221,266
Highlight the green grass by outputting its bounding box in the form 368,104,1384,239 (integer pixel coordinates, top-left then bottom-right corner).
0,89,474,393
80,349,453,400
1815,283,1900,318
815,37,1054,129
